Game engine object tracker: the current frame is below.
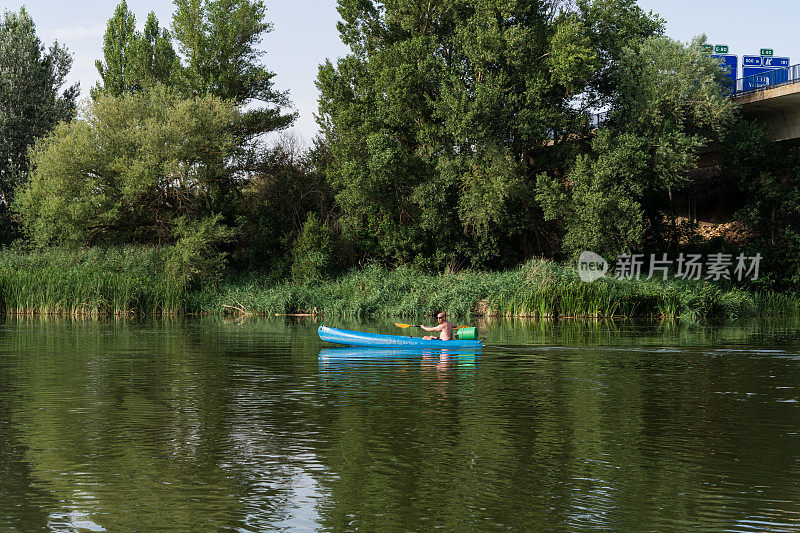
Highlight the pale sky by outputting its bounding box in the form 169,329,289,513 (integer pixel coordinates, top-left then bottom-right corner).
2,1,797,142
637,0,798,61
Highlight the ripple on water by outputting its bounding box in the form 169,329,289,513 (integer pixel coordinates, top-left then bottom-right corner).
2,319,800,531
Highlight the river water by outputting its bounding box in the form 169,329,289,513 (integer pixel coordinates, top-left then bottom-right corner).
0,317,799,531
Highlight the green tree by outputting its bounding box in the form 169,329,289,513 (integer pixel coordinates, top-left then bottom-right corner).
15,85,238,248
537,35,736,258
317,0,661,269
93,1,177,97
134,12,179,88
291,212,338,282
93,1,136,96
0,7,77,242
537,130,647,256
171,0,295,138
721,120,800,289
233,133,336,272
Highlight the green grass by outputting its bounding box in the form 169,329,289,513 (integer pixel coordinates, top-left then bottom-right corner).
0,248,796,320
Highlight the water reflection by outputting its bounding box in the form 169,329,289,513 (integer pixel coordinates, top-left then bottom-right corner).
320,346,480,356
319,346,480,360
0,317,798,530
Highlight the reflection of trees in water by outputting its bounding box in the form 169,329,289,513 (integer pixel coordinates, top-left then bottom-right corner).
479,316,800,348
0,317,325,530
0,373,54,530
309,353,560,530
203,317,800,530
307,322,800,530
1,317,800,530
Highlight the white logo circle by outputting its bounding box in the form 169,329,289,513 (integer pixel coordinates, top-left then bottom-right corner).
578,251,608,283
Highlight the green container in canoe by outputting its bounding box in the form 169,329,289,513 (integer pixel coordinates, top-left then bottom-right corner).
455,327,478,340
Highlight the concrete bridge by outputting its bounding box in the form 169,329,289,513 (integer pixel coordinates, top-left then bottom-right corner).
732,65,800,142
692,66,800,168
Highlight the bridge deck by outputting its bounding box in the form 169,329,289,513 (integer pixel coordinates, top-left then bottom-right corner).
733,83,800,142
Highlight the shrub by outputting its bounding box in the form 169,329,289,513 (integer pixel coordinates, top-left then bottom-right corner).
166,215,233,289
291,213,337,283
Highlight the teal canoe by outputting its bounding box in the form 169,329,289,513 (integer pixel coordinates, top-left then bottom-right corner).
318,325,482,350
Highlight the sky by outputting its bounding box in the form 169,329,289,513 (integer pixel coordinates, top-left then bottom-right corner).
637,0,798,60
2,0,798,141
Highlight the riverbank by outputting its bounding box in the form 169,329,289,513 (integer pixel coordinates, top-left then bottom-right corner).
212,262,798,320
1,247,796,319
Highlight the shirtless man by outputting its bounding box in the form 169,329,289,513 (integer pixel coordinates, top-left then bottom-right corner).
421,312,454,340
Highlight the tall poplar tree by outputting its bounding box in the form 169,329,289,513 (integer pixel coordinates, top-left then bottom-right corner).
93,1,177,97
134,12,179,88
93,1,136,96
0,7,77,241
171,0,295,138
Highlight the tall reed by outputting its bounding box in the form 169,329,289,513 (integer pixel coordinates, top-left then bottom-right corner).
211,259,800,320
1,249,797,320
0,246,189,316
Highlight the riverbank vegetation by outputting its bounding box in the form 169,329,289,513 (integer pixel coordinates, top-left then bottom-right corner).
0,247,796,320
0,0,798,319
211,260,799,320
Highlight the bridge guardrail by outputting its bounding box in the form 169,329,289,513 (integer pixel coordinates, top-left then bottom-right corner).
733,64,800,96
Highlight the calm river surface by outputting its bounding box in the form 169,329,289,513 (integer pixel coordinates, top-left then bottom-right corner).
1,317,799,531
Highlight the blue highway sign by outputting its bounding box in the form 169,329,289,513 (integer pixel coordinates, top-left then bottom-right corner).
742,54,791,91
743,68,789,90
763,57,790,68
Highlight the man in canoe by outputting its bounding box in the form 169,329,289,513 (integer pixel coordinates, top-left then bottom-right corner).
421,312,454,340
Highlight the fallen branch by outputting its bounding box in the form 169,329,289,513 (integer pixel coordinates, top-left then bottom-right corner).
223,300,250,315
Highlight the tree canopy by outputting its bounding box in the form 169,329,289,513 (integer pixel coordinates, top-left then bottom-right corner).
316,0,664,268
537,35,736,258
95,0,294,139
8,0,793,290
171,0,295,138
0,7,78,241
15,86,238,247
93,1,177,98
